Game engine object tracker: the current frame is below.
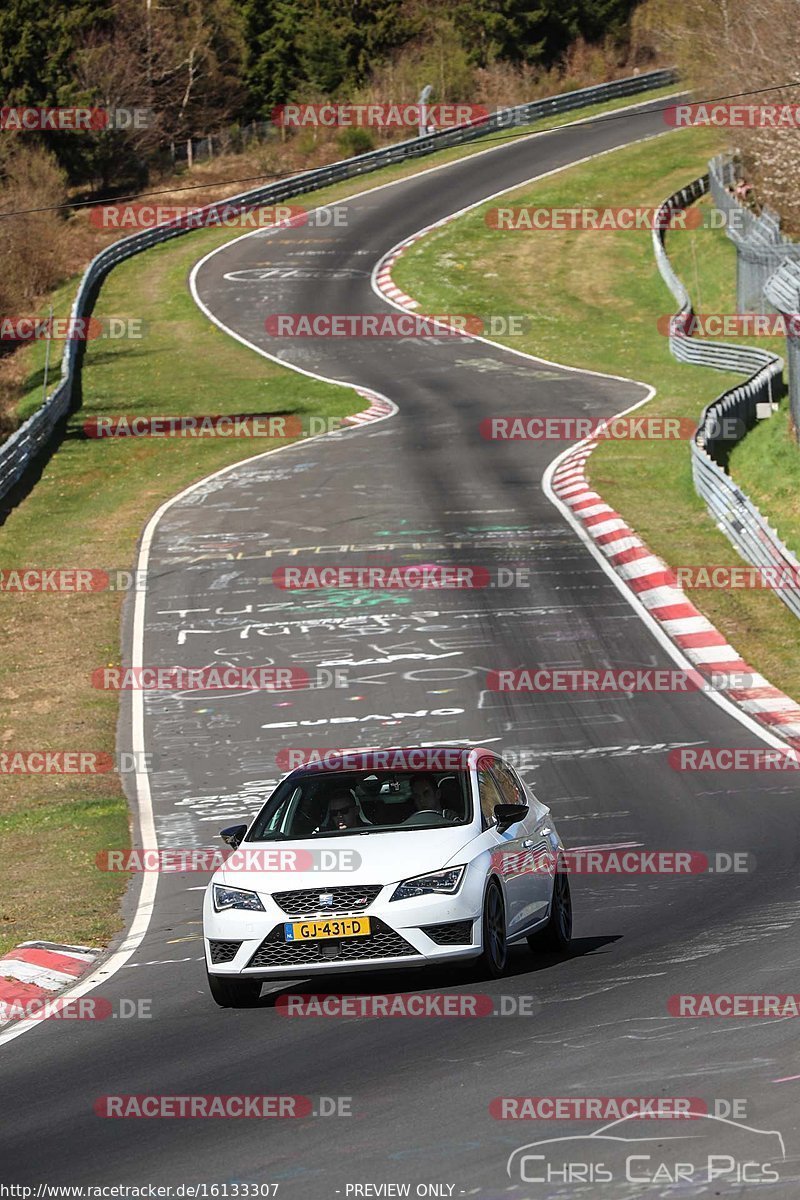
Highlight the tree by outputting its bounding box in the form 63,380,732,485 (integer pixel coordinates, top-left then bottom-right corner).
0,0,112,104
240,0,309,114
239,0,419,115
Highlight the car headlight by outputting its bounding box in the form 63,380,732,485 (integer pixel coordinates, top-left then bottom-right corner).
390,865,466,901
212,883,265,912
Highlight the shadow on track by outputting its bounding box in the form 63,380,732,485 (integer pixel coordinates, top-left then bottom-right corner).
249,934,622,1008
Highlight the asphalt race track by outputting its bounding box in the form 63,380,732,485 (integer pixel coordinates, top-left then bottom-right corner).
2,98,800,1197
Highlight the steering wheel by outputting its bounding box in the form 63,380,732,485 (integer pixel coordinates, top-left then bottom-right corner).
403,809,444,826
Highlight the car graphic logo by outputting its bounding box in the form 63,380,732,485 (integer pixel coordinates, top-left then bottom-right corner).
318,893,334,907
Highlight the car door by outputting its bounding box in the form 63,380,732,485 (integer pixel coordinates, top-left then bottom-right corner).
490,760,553,932
478,764,529,936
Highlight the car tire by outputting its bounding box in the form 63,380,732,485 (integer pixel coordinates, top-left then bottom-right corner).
478,880,508,978
206,971,263,1008
528,865,572,952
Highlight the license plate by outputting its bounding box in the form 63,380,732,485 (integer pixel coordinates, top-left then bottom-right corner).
285,917,371,942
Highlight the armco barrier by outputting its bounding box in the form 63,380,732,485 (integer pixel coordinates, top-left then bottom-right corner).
0,68,677,504
653,177,800,620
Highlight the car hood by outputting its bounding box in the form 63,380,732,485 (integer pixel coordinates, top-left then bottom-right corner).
216,825,479,892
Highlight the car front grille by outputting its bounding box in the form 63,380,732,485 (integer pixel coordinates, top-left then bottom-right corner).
421,919,474,946
209,940,242,964
246,919,419,968
271,884,383,917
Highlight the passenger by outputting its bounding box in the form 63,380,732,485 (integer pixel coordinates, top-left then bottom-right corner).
410,774,458,820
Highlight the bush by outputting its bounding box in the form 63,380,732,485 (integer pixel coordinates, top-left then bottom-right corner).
337,127,376,157
0,143,70,310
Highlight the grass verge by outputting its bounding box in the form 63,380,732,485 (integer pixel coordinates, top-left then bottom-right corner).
728,403,800,558
392,125,800,699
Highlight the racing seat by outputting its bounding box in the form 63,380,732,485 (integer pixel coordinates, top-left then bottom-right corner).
437,776,463,821
355,775,383,823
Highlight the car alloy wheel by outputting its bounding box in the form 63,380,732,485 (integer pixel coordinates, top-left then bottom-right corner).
480,881,508,977
528,865,572,952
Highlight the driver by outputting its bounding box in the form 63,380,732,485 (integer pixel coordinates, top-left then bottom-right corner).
410,774,458,820
323,788,370,831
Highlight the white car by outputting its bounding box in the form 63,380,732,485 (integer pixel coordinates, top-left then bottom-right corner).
203,746,572,1006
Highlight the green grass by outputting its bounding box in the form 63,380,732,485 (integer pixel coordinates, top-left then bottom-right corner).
728,403,800,556
392,125,800,700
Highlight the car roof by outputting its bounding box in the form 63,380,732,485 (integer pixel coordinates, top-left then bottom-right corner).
283,745,500,779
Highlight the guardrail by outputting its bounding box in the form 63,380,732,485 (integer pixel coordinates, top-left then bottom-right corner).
653,178,800,619
0,67,678,504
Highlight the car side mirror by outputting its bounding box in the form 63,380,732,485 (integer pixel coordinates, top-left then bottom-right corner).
220,823,247,849
494,803,528,833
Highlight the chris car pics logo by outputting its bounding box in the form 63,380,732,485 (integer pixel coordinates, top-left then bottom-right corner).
506,1113,785,1187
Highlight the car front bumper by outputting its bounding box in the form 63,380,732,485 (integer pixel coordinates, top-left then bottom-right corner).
203,882,485,978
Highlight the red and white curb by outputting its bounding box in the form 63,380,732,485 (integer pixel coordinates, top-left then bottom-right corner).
342,388,396,427
551,442,800,747
0,941,100,1019
374,229,434,310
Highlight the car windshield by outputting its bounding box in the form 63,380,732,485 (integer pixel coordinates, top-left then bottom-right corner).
246,770,473,840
